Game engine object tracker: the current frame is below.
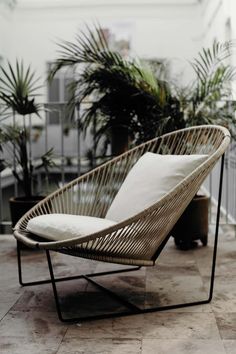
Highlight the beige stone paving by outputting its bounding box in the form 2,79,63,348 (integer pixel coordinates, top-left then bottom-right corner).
0,224,235,353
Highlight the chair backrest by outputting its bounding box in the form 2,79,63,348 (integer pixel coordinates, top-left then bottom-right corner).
14,125,230,266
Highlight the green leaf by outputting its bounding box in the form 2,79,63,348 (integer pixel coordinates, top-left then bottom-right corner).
0,60,41,116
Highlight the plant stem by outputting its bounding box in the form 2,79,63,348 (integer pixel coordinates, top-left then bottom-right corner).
20,126,32,197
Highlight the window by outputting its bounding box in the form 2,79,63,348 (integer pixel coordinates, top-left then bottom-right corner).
47,63,74,124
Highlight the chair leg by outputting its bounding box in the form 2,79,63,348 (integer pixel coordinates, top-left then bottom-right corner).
207,153,224,302
45,250,64,322
16,241,140,287
17,241,87,287
45,249,142,323
17,241,55,286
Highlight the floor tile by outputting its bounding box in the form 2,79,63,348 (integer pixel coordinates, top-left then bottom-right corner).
0,336,58,354
57,338,142,354
66,314,144,339
203,276,236,313
0,310,67,348
223,340,236,354
215,313,236,339
142,339,226,354
142,312,221,339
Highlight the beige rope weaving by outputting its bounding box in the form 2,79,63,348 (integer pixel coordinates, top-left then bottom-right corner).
14,125,230,267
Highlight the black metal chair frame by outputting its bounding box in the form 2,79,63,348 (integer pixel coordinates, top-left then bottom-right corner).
16,155,224,323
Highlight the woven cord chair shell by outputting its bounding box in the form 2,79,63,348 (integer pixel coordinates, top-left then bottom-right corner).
14,125,230,322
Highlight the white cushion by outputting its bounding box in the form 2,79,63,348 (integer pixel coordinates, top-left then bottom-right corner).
27,214,117,241
106,152,207,222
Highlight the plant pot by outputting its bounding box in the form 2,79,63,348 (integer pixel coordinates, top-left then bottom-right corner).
111,126,130,156
171,194,209,250
9,196,45,228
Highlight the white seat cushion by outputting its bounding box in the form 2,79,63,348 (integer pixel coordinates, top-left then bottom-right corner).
106,152,207,222
27,214,117,241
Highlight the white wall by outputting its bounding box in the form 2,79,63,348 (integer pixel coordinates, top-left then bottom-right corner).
1,1,203,100
201,0,236,96
0,4,12,61
202,0,227,45
201,0,236,53
202,0,236,43
3,0,236,97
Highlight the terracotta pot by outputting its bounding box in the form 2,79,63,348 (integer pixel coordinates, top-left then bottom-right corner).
9,195,45,228
171,195,209,250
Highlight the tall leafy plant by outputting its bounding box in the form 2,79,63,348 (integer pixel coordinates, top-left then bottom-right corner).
177,40,236,128
51,26,236,155
50,26,182,152
0,60,54,197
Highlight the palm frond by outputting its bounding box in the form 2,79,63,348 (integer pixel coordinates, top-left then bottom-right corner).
0,60,42,116
191,40,236,102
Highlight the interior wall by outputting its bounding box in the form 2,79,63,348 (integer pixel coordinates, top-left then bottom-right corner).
3,1,236,97
202,0,236,96
202,0,227,45
2,1,202,100
0,5,12,61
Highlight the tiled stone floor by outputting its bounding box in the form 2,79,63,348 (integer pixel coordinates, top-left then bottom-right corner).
0,224,236,353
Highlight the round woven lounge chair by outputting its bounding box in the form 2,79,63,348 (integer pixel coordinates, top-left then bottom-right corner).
14,125,230,322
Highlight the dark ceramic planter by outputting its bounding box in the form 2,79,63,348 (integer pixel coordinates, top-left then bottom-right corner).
171,194,209,250
9,195,45,228
111,126,130,156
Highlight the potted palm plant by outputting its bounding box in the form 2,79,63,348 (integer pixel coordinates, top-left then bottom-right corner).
179,41,236,128
171,40,236,249
0,60,54,227
49,25,182,155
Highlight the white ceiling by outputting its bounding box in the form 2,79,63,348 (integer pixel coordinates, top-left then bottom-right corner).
17,0,203,8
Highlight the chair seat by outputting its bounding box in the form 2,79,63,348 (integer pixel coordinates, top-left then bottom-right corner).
26,213,155,265
27,214,117,241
